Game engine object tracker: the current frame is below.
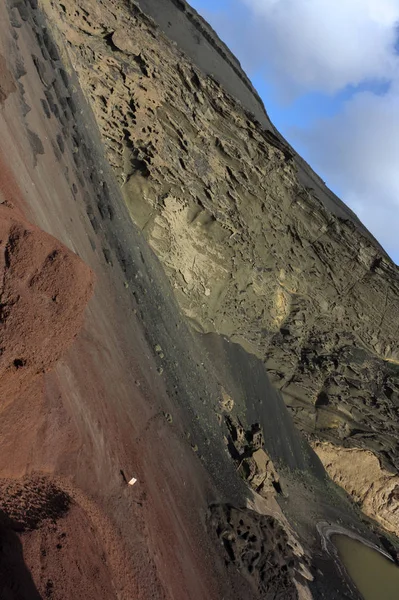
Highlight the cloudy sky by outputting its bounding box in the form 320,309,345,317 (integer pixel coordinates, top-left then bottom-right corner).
189,0,399,262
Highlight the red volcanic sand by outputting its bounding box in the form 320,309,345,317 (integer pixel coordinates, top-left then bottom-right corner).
0,201,94,408
0,202,100,599
0,476,117,600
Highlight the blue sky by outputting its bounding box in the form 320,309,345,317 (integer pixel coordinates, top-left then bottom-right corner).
189,0,399,262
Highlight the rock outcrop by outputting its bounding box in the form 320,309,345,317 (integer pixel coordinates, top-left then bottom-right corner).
313,441,399,537
208,503,308,600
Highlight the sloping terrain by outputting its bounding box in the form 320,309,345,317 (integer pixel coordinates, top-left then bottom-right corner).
0,0,398,599
40,0,399,526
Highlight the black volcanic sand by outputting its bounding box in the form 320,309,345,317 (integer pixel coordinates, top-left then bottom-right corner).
199,333,325,475
197,333,374,598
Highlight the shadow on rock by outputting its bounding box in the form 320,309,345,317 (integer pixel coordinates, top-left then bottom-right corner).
0,509,42,600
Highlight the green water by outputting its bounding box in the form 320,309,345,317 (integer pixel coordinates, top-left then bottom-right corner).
333,534,399,600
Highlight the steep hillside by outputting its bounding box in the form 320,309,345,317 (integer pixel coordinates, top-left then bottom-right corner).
0,0,398,598
41,0,399,525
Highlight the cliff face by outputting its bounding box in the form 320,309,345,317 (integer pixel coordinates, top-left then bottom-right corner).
312,441,399,537
42,0,399,481
2,0,399,597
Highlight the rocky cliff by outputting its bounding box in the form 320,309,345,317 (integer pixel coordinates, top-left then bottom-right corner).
41,0,399,522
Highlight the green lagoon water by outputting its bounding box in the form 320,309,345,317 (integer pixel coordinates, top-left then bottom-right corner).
333,534,399,600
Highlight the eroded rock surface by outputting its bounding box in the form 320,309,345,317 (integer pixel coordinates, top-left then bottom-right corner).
209,504,306,600
313,441,399,537
224,415,283,497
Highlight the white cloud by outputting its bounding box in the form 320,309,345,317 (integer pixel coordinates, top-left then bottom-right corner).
241,0,399,95
232,0,399,258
